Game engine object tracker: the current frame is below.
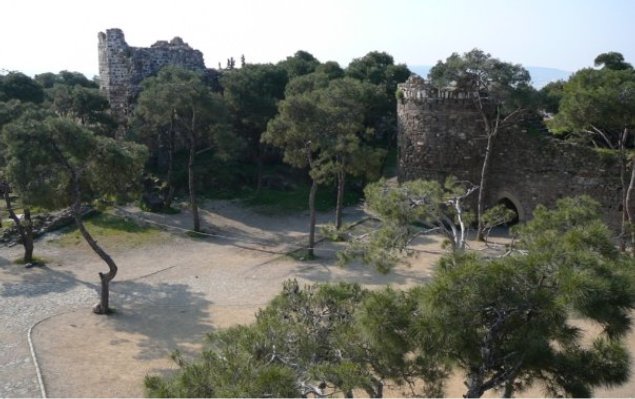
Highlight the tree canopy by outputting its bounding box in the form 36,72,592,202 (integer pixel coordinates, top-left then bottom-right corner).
2,113,147,312
546,53,635,252
278,50,321,80
0,72,44,104
547,65,635,145
135,67,238,228
145,194,635,397
594,52,633,71
428,49,535,240
220,63,288,188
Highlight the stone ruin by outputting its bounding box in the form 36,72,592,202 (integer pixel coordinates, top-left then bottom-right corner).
97,28,218,122
397,75,631,230
97,29,631,230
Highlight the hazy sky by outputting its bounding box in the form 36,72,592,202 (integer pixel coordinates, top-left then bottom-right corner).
2,0,634,78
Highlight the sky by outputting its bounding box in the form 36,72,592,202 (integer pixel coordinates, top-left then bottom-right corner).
2,0,634,79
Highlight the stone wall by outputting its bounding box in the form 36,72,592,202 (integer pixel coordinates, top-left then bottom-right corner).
98,28,216,122
397,75,627,229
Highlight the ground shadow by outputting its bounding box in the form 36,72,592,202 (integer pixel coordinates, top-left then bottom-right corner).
0,265,96,297
108,280,214,361
292,247,435,287
114,201,365,251
0,254,11,267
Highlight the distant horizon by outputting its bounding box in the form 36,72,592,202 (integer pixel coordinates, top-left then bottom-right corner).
3,0,632,81
5,60,573,78
5,61,573,91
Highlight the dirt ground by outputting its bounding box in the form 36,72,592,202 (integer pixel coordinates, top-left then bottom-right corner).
2,200,635,397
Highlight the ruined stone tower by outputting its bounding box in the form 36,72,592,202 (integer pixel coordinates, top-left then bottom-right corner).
397,75,628,229
98,28,210,121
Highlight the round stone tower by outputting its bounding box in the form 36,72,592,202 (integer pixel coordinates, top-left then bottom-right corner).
396,74,626,228
397,75,486,185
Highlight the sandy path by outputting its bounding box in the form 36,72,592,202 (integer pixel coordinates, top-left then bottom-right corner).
1,201,436,398
1,200,634,397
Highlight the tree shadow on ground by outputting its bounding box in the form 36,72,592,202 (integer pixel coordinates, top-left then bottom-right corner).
0,264,96,297
291,247,435,287
0,254,11,267
114,201,366,249
107,280,214,361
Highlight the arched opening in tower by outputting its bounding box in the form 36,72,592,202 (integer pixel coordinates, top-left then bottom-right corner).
497,197,520,226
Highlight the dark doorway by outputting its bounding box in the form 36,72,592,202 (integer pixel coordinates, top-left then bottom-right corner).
498,197,520,225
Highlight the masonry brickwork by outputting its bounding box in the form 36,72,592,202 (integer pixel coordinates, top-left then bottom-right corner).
397,75,629,229
98,28,216,121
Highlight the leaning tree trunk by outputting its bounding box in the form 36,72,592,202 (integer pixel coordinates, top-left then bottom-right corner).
72,208,118,314
3,190,34,264
335,169,345,230
70,187,118,314
308,178,318,258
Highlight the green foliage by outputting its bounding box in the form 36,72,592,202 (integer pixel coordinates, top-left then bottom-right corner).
264,74,388,244
319,222,350,241
415,197,635,397
14,256,48,265
547,64,635,146
145,281,380,397
593,147,621,161
48,84,116,135
35,70,98,89
264,77,385,183
241,183,362,214
537,79,565,114
134,67,240,228
346,51,411,99
346,51,411,151
341,177,479,273
220,63,287,162
0,100,47,130
594,51,633,71
143,282,446,398
144,325,298,398
0,72,44,104
277,50,320,80
136,67,239,159
2,115,147,209
283,71,331,97
52,213,161,248
428,48,535,113
356,286,449,397
146,197,634,398
480,203,517,240
315,61,345,80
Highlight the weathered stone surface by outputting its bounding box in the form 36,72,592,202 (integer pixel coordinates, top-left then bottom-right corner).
98,28,219,123
397,75,629,229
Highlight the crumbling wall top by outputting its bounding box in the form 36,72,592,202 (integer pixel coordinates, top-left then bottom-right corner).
150,36,193,49
398,74,479,102
98,28,211,124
